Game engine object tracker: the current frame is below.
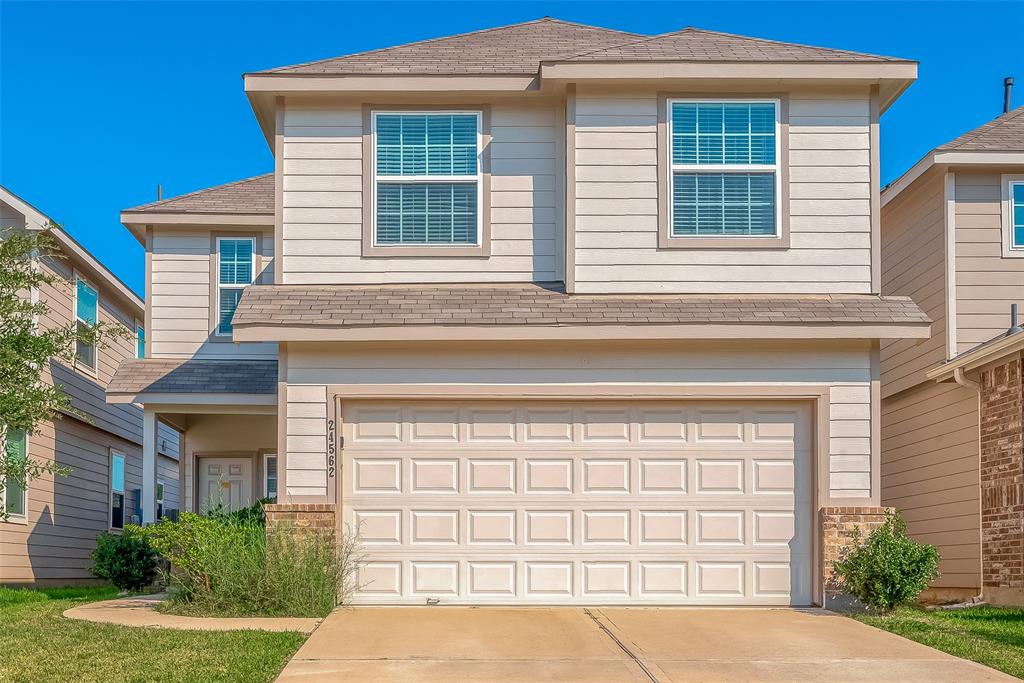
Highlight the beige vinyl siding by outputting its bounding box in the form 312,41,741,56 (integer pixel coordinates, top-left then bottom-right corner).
280,99,559,284
954,171,1024,353
879,172,948,397
572,87,872,294
0,418,179,583
285,339,876,500
881,381,980,590
149,227,276,359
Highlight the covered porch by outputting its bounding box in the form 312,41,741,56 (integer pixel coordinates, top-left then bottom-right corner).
107,358,279,520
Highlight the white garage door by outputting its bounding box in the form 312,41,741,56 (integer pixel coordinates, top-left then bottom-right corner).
342,400,813,605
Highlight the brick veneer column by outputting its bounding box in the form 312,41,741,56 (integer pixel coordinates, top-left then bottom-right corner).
264,503,336,535
979,356,1024,606
820,506,892,609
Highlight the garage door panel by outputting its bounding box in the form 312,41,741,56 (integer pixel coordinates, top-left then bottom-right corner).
343,400,812,605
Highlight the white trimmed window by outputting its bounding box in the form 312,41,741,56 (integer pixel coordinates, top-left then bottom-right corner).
216,237,254,335
110,451,126,530
1008,179,1024,252
135,321,145,359
264,453,278,501
74,277,99,372
3,429,28,519
372,111,482,246
668,99,781,238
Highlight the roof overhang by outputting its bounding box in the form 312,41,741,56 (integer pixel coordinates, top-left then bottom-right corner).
120,211,274,244
233,322,930,344
926,331,1024,383
107,391,277,407
882,150,1024,207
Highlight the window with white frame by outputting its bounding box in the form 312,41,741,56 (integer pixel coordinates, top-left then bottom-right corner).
372,112,482,246
3,429,28,519
1010,180,1024,250
135,321,145,359
216,237,254,335
75,277,98,371
668,99,780,238
264,453,278,501
110,451,126,530
156,480,164,519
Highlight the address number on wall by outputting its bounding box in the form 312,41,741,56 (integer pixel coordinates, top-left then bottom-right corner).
327,419,337,478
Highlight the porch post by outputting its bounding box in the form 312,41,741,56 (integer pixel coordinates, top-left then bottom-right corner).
141,407,158,523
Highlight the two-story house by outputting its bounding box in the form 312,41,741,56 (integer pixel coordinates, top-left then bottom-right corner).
880,106,1024,607
108,19,928,607
1,186,181,585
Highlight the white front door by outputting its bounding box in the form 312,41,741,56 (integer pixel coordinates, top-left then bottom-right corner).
342,400,814,606
198,457,254,513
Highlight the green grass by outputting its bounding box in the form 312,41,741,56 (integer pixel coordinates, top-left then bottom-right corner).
0,585,307,683
855,605,1024,678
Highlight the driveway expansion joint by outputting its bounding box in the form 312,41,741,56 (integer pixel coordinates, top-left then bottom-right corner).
584,608,661,683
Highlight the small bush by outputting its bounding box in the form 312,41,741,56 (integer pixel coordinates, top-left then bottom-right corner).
834,511,940,611
91,528,159,591
141,508,360,618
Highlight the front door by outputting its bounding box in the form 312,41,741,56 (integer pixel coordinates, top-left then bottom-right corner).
198,457,254,513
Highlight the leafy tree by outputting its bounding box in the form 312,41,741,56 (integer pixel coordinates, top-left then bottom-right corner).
1,226,128,520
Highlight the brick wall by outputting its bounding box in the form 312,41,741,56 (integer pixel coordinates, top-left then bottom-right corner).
264,503,336,535
820,506,892,609
979,355,1024,606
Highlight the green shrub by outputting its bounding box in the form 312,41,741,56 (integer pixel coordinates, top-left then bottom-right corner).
91,528,159,591
834,511,940,611
141,509,360,618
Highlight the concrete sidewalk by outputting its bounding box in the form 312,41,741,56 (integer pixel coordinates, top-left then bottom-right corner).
63,593,319,634
275,606,1014,682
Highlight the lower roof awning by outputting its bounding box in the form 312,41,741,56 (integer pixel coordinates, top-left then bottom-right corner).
107,358,277,406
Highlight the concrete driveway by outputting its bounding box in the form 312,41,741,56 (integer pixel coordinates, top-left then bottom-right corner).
276,607,1013,682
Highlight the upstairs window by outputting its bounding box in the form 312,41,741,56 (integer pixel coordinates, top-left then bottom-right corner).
216,237,254,335
1012,181,1024,250
372,112,481,246
110,451,126,530
135,322,145,359
75,277,98,372
3,429,28,518
669,100,780,238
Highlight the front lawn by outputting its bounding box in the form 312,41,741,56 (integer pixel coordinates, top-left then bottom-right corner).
854,605,1024,679
0,586,306,683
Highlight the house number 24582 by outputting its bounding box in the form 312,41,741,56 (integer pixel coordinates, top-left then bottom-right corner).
327,419,337,478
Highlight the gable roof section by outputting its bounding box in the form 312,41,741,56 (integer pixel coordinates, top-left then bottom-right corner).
937,106,1024,152
124,173,274,215
255,18,905,76
555,27,902,64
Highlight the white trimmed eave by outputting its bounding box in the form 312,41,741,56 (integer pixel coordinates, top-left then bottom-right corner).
107,391,277,408
926,332,1024,383
232,322,931,343
882,150,1024,207
121,212,275,245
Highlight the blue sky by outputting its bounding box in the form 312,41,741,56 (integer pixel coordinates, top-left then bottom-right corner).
2,1,1021,296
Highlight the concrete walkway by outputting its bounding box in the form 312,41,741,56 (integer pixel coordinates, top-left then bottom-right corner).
63,593,320,634
276,606,1015,682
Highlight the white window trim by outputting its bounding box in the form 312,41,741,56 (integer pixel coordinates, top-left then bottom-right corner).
1001,175,1024,257
110,450,126,531
1,429,29,524
73,273,99,376
666,97,783,240
263,453,278,499
214,236,255,337
156,479,165,519
370,110,484,248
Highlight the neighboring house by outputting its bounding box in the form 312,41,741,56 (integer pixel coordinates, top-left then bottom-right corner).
108,19,929,607
0,186,181,585
880,106,1024,606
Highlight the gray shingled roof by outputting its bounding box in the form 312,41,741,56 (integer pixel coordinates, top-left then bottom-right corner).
559,27,902,63
937,106,1024,152
108,359,277,396
232,284,930,329
124,174,273,215
257,18,904,76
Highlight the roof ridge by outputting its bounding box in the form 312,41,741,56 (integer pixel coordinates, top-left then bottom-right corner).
257,17,636,75
551,26,696,62
126,172,272,212
938,105,1024,150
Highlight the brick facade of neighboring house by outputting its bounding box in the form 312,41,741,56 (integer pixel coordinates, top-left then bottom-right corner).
980,355,1024,605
